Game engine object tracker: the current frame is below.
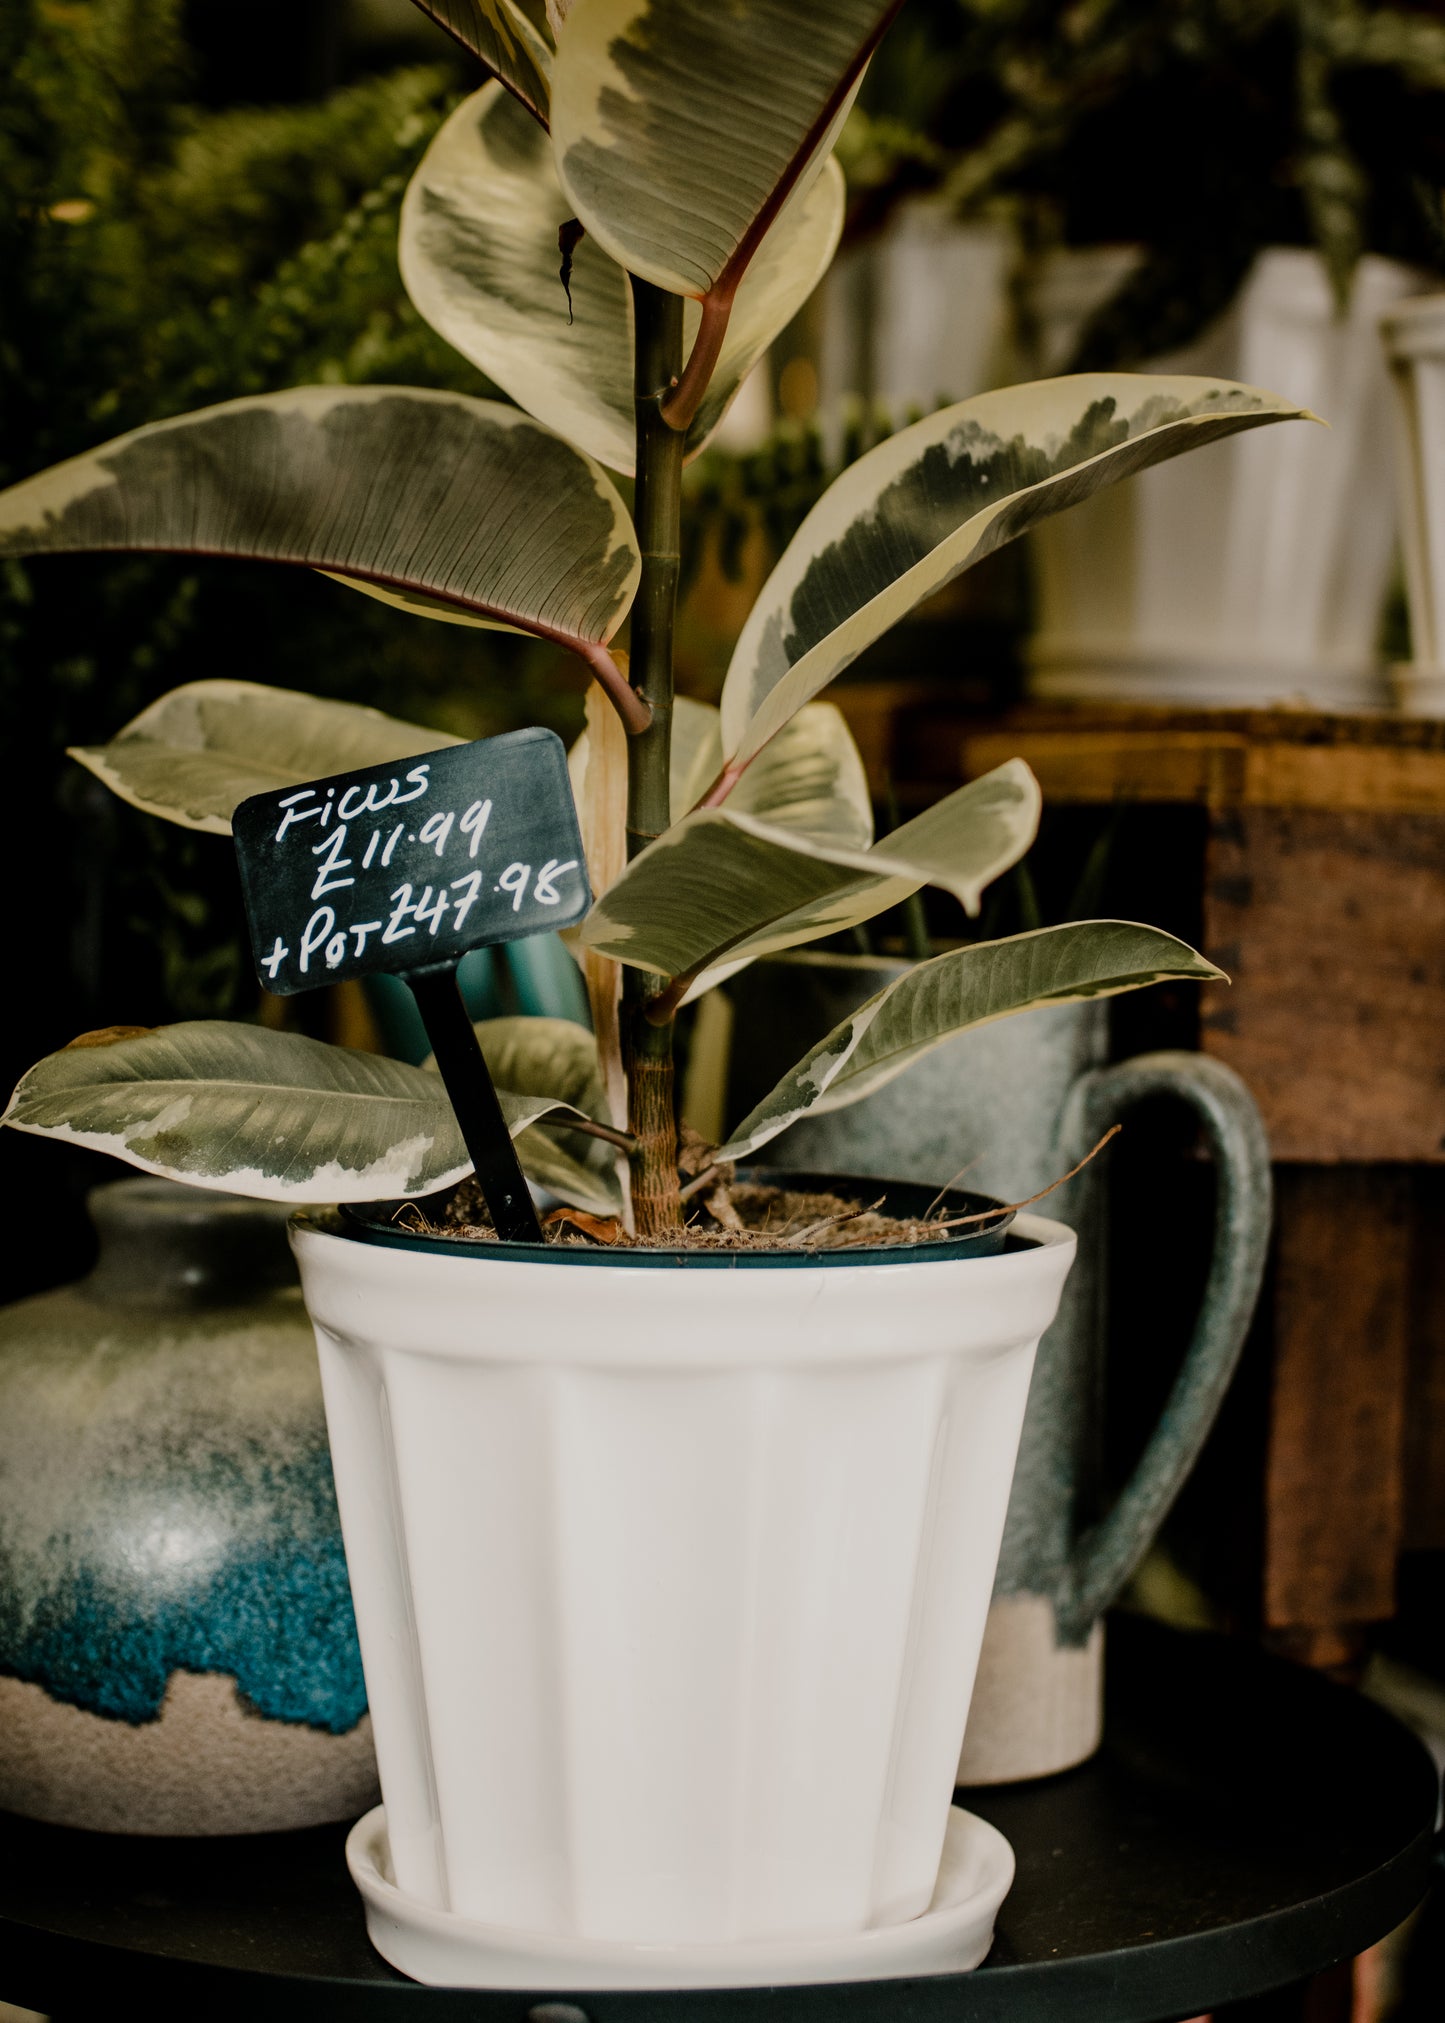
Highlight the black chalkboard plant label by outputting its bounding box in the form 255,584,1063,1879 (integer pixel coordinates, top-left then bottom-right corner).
232,728,589,1244
232,729,588,996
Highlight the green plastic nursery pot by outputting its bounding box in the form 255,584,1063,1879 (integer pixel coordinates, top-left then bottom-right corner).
289,1168,1075,1985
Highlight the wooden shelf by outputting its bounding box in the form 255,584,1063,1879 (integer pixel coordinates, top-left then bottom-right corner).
833,689,1445,1665
834,694,1445,1166
962,704,1445,816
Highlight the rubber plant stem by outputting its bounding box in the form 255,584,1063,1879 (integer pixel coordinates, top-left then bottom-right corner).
625,277,686,1240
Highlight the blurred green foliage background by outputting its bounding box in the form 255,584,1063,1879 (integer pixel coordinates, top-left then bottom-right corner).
7,0,1445,1032
1,0,600,1038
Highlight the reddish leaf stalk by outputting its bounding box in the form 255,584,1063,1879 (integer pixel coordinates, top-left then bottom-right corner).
643,971,695,1028
575,637,652,735
659,289,735,434
696,755,751,811
660,0,908,436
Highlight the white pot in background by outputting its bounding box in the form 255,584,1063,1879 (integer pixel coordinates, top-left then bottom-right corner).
1027,247,1423,709
291,1210,1073,1977
817,201,1014,445
1381,294,1445,714
1025,243,1146,379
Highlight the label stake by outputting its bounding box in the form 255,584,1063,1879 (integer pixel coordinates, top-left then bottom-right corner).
405,962,544,1245
229,727,592,1243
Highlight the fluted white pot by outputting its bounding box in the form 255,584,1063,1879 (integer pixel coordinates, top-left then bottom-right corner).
1028,247,1422,708
817,202,1014,434
291,1210,1073,1956
1382,294,1445,713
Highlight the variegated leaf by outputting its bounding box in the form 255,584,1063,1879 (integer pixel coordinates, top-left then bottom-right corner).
719,375,1316,771
718,923,1225,1163
552,0,889,302
2,1023,598,1205
458,1016,608,1122
314,577,527,632
0,387,640,700
401,84,844,473
513,1132,619,1215
667,694,726,825
69,680,460,836
711,699,872,847
409,1,558,126
570,696,873,894
581,758,1038,994
666,696,872,844
425,1015,622,1212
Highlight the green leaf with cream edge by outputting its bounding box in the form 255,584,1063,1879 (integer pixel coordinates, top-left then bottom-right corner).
400,84,844,473
581,759,1040,1003
718,924,1227,1165
0,386,645,728
408,1,562,127
425,1015,622,1210
70,681,463,837
669,698,872,846
4,1022,620,1212
718,375,1318,776
570,696,873,863
551,0,898,425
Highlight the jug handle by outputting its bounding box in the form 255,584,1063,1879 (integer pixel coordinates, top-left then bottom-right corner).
1055,1052,1272,1644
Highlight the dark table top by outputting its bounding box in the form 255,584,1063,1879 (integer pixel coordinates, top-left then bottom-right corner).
0,1617,1439,2023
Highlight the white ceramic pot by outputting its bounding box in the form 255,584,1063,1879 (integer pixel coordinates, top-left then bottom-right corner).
291,1209,1073,1959
1027,247,1423,708
1381,293,1445,713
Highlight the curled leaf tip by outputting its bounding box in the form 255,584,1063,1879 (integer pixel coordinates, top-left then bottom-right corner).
558,218,586,325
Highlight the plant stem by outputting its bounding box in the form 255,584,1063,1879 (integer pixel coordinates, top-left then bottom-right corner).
625,277,686,1239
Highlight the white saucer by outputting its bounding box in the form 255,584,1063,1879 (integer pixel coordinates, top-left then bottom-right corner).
346,1803,1014,1990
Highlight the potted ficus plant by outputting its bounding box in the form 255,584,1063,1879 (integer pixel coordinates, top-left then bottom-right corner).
0,0,1309,1988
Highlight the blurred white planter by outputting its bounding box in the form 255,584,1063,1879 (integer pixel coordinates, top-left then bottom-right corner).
1027,247,1422,709
818,201,1014,445
1382,294,1445,714
292,1213,1073,1972
1024,243,1145,378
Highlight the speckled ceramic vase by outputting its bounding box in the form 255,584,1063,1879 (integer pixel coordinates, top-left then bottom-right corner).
0,1178,379,1834
726,955,1272,1784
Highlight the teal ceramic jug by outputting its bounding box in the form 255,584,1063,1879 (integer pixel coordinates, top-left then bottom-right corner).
726,953,1271,1783
0,1178,378,1833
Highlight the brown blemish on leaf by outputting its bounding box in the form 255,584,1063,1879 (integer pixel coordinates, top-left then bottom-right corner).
65,1026,154,1050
